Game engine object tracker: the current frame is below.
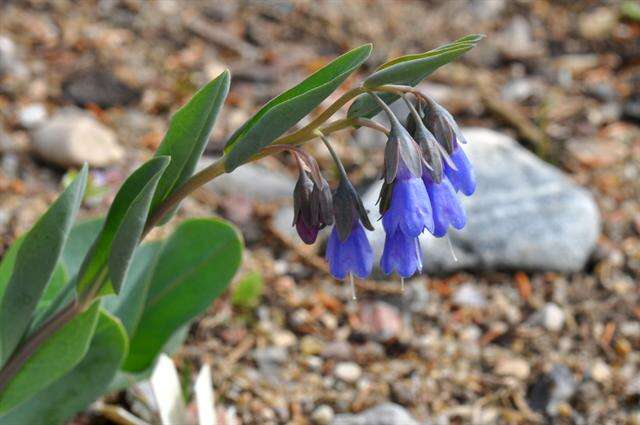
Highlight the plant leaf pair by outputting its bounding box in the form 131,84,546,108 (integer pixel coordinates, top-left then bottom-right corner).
151,71,230,223
223,44,372,171
75,157,170,296
348,34,483,119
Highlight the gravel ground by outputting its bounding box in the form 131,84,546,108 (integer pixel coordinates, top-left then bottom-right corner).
0,1,639,424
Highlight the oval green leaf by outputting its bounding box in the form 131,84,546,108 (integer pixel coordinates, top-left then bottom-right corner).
0,165,87,364
0,302,100,414
123,218,243,372
223,44,372,171
0,309,127,424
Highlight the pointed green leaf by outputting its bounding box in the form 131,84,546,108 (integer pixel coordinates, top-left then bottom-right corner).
76,157,170,295
33,265,68,316
151,71,230,218
0,165,87,364
224,44,372,171
0,302,100,414
348,35,483,119
103,241,163,336
29,219,105,331
0,238,24,300
0,309,127,424
124,218,242,372
1,243,68,333
62,218,104,279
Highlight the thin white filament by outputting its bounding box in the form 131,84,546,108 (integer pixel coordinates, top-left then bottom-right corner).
348,273,357,300
400,276,405,292
446,234,459,262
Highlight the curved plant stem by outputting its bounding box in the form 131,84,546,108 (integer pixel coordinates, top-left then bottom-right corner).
368,84,429,102
142,157,226,237
279,86,367,142
0,83,397,392
0,299,79,393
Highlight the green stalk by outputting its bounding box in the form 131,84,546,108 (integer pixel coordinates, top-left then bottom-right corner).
0,83,396,392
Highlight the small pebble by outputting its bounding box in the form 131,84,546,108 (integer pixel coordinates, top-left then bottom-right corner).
300,335,323,355
453,283,487,308
590,360,611,384
541,303,565,332
18,103,47,128
334,362,362,383
357,301,402,341
271,330,296,348
495,357,530,379
311,404,334,425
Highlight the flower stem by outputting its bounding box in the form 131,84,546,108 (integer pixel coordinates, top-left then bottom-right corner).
0,83,399,391
142,157,226,237
0,299,79,393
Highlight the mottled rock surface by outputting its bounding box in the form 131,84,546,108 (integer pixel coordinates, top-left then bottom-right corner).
201,157,294,202
363,127,600,273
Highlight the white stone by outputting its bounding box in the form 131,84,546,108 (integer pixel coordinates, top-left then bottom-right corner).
541,303,565,332
590,360,611,384
31,109,123,168
334,362,362,383
453,283,487,308
18,103,47,128
311,404,334,425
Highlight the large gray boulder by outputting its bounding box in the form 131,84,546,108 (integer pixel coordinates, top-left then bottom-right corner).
363,127,600,273
201,157,295,202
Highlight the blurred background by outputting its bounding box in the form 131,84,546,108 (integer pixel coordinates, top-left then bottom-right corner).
0,0,639,424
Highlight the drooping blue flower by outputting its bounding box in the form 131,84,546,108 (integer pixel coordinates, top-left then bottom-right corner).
381,162,434,237
326,219,373,280
380,229,422,278
422,172,466,237
444,146,476,196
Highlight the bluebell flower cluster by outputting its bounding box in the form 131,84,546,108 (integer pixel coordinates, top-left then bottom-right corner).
374,95,475,279
288,93,475,291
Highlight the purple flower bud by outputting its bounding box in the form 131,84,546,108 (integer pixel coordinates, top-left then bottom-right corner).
295,216,320,244
422,172,466,237
381,161,434,238
293,169,314,223
444,146,476,196
310,176,334,228
380,229,422,278
292,165,334,244
326,219,373,279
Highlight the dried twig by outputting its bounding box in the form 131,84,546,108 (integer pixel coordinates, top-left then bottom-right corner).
477,83,551,157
